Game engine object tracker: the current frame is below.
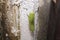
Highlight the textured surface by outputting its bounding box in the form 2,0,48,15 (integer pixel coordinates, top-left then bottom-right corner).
37,0,51,40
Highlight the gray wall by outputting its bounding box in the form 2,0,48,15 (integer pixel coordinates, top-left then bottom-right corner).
37,0,51,40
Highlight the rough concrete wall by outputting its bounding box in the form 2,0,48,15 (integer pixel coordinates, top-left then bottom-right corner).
34,0,39,40
0,0,20,40
11,0,20,40
37,0,51,40
5,0,20,40
4,0,17,40
0,0,5,40
12,0,34,40
20,0,33,40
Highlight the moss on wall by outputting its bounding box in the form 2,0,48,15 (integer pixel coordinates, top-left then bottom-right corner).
28,11,35,32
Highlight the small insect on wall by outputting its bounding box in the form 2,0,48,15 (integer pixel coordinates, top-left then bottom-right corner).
28,11,35,32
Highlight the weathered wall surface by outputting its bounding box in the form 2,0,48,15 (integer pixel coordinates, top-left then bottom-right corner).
37,0,51,40
0,0,20,40
0,0,51,40
19,0,34,40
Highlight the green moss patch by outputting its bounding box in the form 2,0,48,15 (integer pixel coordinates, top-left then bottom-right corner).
28,11,35,32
